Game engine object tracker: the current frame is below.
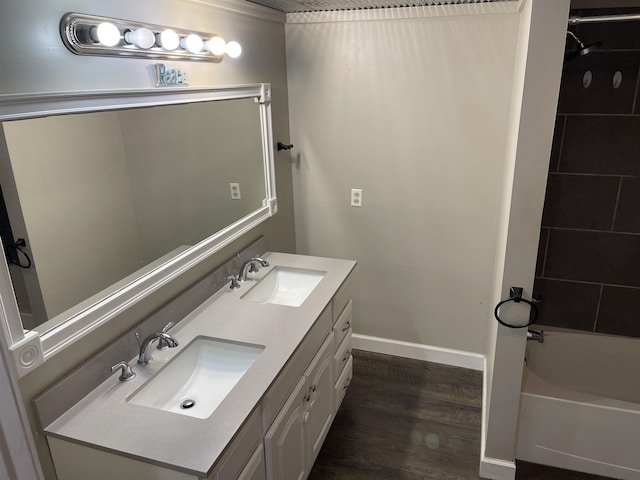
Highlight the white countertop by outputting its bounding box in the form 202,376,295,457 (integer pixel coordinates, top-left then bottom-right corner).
44,252,356,477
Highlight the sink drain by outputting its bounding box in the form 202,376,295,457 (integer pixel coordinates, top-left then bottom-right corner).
181,399,196,409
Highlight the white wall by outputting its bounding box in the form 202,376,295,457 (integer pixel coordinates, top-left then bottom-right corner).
286,4,521,354
0,1,295,479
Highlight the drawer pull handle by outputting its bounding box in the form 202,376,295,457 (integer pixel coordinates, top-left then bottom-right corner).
343,378,351,390
342,351,351,363
341,321,351,332
305,385,316,402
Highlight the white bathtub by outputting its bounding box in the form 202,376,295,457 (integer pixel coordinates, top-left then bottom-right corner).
516,328,640,479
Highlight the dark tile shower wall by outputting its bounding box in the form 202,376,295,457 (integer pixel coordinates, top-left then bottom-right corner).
534,8,640,338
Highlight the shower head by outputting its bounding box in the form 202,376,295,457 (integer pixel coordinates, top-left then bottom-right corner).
566,31,602,60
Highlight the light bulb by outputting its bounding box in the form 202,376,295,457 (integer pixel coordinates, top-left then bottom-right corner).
180,34,204,54
225,41,241,59
124,27,155,49
93,22,120,47
158,29,180,51
207,36,226,56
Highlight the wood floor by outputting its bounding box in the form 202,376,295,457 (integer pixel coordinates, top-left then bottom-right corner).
309,350,615,480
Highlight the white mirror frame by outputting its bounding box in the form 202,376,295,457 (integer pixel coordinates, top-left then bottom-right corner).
0,83,277,376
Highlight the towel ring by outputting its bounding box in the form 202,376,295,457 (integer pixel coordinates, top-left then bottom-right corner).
4,238,32,269
494,287,539,329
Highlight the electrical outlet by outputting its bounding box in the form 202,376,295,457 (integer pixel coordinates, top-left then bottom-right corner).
230,183,241,200
350,188,363,207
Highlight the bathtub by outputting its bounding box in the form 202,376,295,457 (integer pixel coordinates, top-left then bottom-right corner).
516,328,640,479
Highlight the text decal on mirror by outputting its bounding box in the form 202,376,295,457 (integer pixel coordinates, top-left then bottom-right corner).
154,64,188,87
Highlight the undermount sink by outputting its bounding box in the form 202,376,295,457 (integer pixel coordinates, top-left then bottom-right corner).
127,337,264,419
241,266,325,307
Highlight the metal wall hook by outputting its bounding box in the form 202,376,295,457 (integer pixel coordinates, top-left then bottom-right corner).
277,141,294,151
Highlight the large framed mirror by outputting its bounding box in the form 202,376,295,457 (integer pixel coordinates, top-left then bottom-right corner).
0,84,277,374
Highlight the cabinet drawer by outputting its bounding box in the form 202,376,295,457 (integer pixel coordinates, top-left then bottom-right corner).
333,331,352,380
333,300,352,350
332,275,352,324
334,356,353,413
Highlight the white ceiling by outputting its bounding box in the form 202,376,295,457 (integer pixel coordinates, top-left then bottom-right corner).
246,0,513,13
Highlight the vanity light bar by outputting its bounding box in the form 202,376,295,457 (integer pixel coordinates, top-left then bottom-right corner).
60,13,241,61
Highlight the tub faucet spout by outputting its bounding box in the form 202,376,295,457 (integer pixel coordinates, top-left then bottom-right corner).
527,329,544,343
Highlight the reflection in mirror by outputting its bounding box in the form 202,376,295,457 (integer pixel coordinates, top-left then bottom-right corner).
0,97,266,332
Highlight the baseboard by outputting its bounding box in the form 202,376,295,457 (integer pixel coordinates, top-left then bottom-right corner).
479,456,516,480
351,334,485,371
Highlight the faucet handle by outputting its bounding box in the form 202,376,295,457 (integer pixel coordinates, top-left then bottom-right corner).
161,321,175,333
157,322,175,350
254,257,270,267
111,361,135,382
226,275,241,289
247,261,260,274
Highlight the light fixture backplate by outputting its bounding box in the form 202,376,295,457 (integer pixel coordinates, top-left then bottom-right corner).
60,12,224,62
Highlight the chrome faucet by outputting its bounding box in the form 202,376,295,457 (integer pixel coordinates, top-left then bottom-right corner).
138,332,179,365
526,329,544,343
237,257,270,282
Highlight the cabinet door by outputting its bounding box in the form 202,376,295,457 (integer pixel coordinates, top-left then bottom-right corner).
237,445,266,480
304,333,334,468
264,376,308,480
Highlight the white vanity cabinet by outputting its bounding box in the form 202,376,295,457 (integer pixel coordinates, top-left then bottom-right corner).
44,257,355,480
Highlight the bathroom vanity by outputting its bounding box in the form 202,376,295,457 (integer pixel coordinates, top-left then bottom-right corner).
42,252,355,480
